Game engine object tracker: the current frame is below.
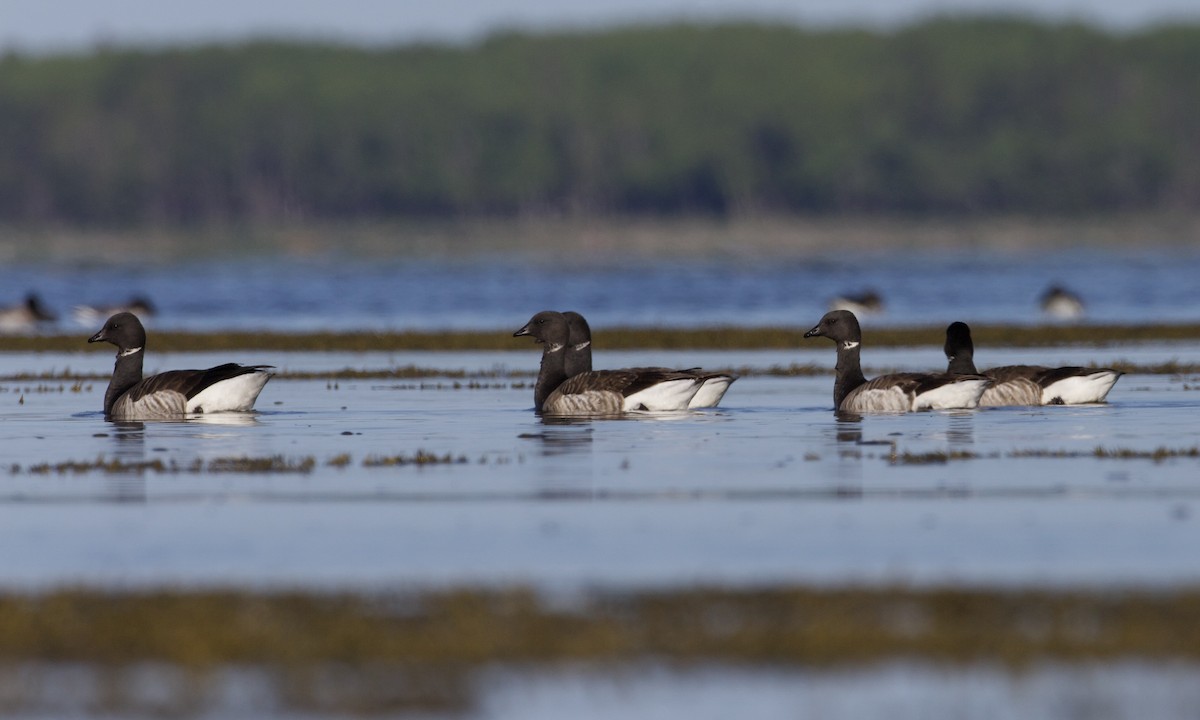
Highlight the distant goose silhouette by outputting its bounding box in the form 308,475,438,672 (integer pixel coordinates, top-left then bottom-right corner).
515,310,722,415
562,310,735,409
804,310,991,413
828,289,884,316
1040,284,1084,320
73,295,156,326
0,293,57,332
88,312,273,420
944,321,1122,405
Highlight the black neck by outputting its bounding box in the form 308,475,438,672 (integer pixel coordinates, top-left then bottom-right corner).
104,349,144,415
534,344,568,412
947,351,979,375
563,341,592,377
833,342,867,408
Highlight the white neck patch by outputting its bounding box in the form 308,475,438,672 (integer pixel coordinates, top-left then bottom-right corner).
840,341,860,351
572,341,591,351
119,346,143,357
546,343,565,353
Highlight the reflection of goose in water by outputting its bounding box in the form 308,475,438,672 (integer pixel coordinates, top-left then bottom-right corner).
73,295,157,326
0,293,57,332
1039,284,1084,320
828,289,884,316
519,425,595,457
187,412,263,427
804,310,991,413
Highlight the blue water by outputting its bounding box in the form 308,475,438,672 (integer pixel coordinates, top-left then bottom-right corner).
4,246,1199,332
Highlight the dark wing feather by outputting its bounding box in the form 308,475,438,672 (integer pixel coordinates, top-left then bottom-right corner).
554,369,698,399
127,364,266,403
985,365,1048,384
867,372,988,396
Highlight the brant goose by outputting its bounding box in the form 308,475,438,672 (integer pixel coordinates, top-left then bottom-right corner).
562,310,735,409
804,310,991,413
944,321,1122,405
1040,284,1084,320
73,295,157,326
0,293,57,332
828,289,884,316
515,310,718,415
88,312,273,420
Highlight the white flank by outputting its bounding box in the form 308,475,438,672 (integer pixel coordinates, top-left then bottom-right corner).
842,385,913,413
622,378,701,412
1040,371,1122,405
912,378,990,410
687,377,734,409
187,371,272,413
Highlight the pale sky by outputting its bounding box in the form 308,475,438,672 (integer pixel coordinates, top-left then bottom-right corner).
2,0,1198,54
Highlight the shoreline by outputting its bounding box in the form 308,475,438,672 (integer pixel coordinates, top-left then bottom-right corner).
3,213,1200,263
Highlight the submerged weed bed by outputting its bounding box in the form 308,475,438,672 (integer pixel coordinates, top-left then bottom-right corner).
4,359,1200,384
7,584,1200,666
1,585,1199,715
7,322,1200,354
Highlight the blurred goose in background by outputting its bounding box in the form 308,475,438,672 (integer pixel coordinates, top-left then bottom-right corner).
828,289,884,316
944,321,1122,405
804,310,991,413
73,295,157,326
0,292,57,332
1040,284,1084,320
562,310,735,409
515,310,728,415
88,312,273,420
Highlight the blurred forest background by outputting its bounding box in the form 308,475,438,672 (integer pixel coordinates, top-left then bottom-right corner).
1,18,1198,229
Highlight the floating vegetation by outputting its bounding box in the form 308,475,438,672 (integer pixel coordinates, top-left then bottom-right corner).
890,450,985,465
206,455,316,474
362,451,469,467
5,322,1200,355
884,446,1200,466
1010,446,1200,463
23,458,171,475
10,451,477,476
326,453,353,468
4,361,1199,384
1,584,1200,715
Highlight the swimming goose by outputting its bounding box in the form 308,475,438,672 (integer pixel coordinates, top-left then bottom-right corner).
515,310,712,415
828,289,884,316
88,312,273,420
804,310,991,413
73,295,157,326
0,293,57,332
1040,284,1084,320
944,321,1122,405
562,310,736,409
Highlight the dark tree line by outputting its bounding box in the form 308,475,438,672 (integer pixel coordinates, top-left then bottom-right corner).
1,18,1198,225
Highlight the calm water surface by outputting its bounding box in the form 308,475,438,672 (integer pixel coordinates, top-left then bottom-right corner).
3,249,1200,717
4,246,1200,331
1,345,1198,590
